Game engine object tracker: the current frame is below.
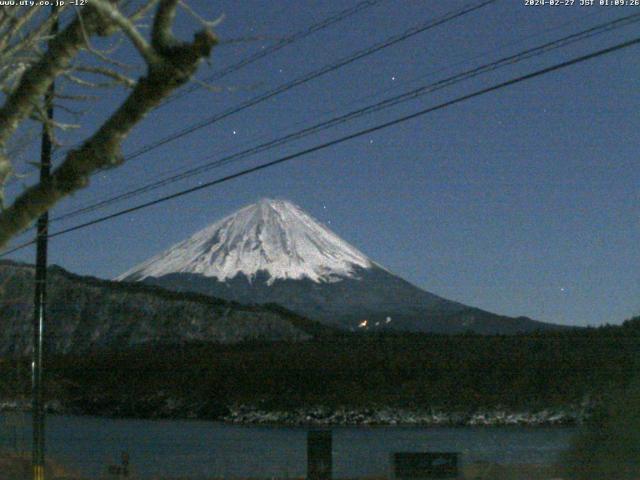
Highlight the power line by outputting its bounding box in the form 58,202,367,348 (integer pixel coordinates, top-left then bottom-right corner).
54,6,609,217
122,0,498,162
162,0,384,106
2,35,638,257
47,0,499,220
49,12,640,223
44,0,498,219
47,0,384,163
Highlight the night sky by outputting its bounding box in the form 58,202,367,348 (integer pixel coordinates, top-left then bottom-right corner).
5,0,639,327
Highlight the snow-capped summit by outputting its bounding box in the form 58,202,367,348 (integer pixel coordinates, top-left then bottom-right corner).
118,198,373,284
119,198,562,334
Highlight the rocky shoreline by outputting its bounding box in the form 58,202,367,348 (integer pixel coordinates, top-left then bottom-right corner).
0,399,592,427
221,404,590,427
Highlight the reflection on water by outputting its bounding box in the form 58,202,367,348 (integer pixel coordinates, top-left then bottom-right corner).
1,413,576,478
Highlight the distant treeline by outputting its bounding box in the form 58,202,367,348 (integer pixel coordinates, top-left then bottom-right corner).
2,318,637,418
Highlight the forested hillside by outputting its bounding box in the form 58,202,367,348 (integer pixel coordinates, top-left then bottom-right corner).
0,261,328,355
2,319,637,419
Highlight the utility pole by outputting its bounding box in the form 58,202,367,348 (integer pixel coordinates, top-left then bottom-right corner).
32,7,57,480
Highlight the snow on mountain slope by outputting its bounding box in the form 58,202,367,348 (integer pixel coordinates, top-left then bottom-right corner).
117,198,374,284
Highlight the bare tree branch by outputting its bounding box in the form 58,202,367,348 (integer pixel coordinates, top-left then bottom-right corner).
54,92,100,102
0,10,58,69
90,0,159,64
128,0,161,21
71,65,136,88
178,1,224,31
0,7,116,163
0,0,217,248
151,0,179,51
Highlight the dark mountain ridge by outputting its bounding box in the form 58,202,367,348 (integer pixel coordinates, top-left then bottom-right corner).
144,265,560,334
0,260,331,356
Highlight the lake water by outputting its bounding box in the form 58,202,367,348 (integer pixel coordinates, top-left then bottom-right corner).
1,413,577,478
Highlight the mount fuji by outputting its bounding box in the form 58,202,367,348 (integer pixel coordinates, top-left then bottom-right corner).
118,198,559,334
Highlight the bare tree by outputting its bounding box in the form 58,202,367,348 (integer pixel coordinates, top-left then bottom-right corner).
0,0,218,248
